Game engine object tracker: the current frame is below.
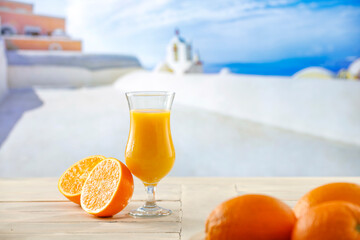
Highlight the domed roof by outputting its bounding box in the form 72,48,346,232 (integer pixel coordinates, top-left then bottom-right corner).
293,67,335,79
153,62,173,73
219,68,231,75
169,34,186,45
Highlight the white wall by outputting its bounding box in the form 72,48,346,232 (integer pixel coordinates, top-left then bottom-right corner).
8,66,141,88
0,37,7,102
115,71,360,146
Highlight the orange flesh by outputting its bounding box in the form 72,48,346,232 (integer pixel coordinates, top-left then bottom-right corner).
59,155,105,195
81,159,121,212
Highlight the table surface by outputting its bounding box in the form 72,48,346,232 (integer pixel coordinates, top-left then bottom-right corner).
1,177,360,239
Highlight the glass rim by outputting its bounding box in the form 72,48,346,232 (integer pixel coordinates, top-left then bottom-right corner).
125,91,175,97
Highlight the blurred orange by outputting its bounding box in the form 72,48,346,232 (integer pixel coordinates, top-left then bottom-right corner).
292,201,360,240
294,182,360,218
205,194,296,240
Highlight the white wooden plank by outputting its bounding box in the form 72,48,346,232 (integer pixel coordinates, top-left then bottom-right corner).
234,177,360,187
235,189,310,201
0,221,181,234
0,201,180,223
0,178,181,201
2,177,358,201
2,177,360,240
180,184,238,240
0,233,180,240
235,178,360,200
0,201,82,212
0,178,63,202
165,177,360,185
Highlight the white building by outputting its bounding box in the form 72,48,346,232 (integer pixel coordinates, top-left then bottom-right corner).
0,24,8,102
348,58,360,79
155,30,203,74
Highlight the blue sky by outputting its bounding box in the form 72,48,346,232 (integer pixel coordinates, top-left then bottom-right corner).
21,0,360,68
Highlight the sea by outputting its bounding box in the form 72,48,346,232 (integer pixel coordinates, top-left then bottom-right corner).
203,57,355,76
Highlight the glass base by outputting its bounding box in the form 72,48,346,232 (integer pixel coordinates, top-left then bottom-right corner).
129,205,172,218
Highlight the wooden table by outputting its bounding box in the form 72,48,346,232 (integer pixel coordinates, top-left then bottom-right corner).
1,177,359,239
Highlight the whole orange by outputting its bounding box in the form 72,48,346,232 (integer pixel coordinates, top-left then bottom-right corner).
205,194,296,240
294,182,360,218
292,201,360,240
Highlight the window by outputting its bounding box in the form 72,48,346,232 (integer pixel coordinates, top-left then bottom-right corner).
1,26,16,35
24,26,41,36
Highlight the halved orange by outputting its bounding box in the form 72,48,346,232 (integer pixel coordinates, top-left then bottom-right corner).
58,155,106,204
80,157,134,217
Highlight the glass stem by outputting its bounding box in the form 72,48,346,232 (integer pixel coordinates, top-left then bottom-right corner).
144,185,157,208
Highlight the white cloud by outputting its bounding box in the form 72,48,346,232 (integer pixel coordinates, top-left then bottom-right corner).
66,0,298,38
65,0,360,67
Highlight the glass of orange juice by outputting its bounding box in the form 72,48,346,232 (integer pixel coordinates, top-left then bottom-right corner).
125,91,175,217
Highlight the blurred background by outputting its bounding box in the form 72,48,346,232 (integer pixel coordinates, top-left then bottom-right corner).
0,0,359,178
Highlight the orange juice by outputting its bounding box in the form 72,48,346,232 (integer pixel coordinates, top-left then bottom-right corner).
125,109,175,185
